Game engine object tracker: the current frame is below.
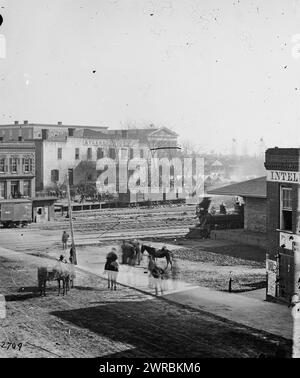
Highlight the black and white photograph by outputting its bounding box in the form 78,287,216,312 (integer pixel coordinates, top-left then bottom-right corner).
0,0,299,366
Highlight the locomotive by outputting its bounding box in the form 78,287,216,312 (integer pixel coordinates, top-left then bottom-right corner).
0,199,32,228
190,197,244,238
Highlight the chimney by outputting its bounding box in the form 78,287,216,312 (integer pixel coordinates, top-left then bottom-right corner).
14,121,19,125
41,129,49,140
68,128,74,137
24,120,28,125
58,121,62,126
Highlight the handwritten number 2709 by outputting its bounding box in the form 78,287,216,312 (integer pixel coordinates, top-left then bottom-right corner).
1,342,22,351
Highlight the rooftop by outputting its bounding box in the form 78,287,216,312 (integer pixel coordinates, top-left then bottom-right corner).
0,122,107,130
207,176,266,198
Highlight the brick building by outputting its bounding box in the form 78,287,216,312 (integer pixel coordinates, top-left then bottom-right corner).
265,148,300,249
264,148,300,302
0,140,35,199
208,147,300,302
207,176,267,233
0,121,186,203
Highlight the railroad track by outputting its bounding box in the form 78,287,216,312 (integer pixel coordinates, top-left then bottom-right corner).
0,205,196,251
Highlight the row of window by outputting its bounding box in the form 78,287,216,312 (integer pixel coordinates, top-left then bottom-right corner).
57,147,145,161
0,180,31,199
0,157,33,174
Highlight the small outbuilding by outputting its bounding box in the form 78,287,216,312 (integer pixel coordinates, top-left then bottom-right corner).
207,176,266,233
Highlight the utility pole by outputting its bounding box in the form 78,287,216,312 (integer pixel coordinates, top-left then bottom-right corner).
66,171,77,265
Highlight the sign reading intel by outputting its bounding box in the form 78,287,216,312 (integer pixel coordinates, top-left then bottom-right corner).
267,170,299,183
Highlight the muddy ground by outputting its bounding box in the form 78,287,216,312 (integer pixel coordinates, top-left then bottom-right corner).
0,255,291,358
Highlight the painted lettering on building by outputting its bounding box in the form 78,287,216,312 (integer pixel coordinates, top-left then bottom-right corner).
267,170,299,183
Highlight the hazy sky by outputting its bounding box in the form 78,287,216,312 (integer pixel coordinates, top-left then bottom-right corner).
0,0,300,154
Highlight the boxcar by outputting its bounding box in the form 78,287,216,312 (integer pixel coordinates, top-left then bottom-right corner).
0,199,32,228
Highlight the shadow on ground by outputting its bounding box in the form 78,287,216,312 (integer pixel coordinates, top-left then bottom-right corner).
51,299,291,358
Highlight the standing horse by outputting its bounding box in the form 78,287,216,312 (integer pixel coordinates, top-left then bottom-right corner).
121,240,140,266
141,244,173,268
37,261,71,296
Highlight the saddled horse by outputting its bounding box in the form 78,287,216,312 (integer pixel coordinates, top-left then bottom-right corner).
141,244,173,268
120,240,141,266
37,262,72,296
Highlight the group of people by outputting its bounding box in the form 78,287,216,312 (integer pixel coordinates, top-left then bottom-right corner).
61,230,170,295
102,245,170,295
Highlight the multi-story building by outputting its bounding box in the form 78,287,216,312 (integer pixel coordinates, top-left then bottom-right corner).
0,121,186,202
0,140,35,199
0,120,107,141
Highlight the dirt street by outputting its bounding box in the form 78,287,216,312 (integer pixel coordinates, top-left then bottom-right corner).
0,254,291,358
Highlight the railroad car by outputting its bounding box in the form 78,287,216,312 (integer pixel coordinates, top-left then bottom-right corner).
0,199,32,228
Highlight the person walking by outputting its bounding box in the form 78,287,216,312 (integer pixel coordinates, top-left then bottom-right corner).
62,231,69,250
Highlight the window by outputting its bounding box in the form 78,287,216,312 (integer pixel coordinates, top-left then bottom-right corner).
97,148,104,159
57,148,62,160
9,157,18,173
0,158,5,173
281,187,293,231
51,169,59,183
23,180,31,197
75,148,80,160
140,149,144,158
109,148,116,159
87,148,92,160
23,157,32,173
282,187,292,210
129,148,134,159
0,182,5,198
11,181,20,198
121,130,128,138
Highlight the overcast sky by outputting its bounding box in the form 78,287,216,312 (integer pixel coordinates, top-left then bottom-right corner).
0,0,299,154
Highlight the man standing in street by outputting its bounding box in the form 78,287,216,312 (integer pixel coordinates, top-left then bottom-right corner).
62,231,69,250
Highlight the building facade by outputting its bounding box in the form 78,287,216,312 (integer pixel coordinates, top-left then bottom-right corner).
264,148,300,302
0,122,189,203
0,141,35,199
265,148,300,250
0,121,107,141
34,126,179,191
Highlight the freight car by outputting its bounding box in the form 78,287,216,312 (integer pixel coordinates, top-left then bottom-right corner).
0,199,32,228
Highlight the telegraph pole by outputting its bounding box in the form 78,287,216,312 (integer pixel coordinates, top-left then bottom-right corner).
66,171,77,265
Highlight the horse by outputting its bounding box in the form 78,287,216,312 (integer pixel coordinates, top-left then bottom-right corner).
37,263,71,296
120,240,140,266
141,244,173,268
